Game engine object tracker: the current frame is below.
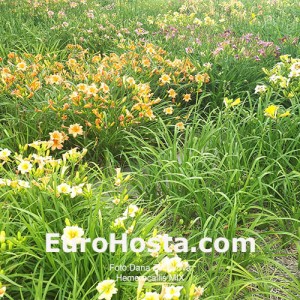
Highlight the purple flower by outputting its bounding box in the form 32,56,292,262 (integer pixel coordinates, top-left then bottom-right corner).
195,38,202,45
222,30,232,38
185,47,194,54
257,40,273,47
241,33,253,42
212,47,223,56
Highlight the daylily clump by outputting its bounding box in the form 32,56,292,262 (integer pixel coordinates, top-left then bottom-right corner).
0,230,26,252
254,55,299,119
0,42,210,137
264,105,290,119
0,136,89,197
258,55,300,100
223,97,241,108
137,282,204,300
153,256,189,275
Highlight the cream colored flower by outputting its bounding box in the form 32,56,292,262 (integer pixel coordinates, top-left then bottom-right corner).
68,124,83,138
168,89,177,98
163,286,183,300
153,256,188,275
195,73,203,83
126,77,136,86
0,148,11,160
112,217,126,229
175,122,185,130
50,131,65,142
57,183,71,194
194,286,204,298
183,94,191,102
100,82,110,94
17,61,27,71
123,204,139,218
87,84,99,96
112,197,120,205
77,83,88,93
18,161,33,174
48,74,63,85
0,179,11,186
160,74,171,85
290,61,300,72
18,180,30,188
0,286,6,298
70,185,83,198
96,280,118,300
254,85,267,94
164,107,174,115
143,291,160,300
289,69,300,78
61,225,84,246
